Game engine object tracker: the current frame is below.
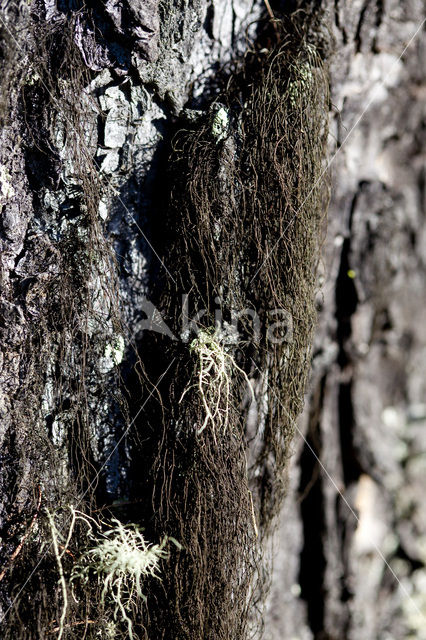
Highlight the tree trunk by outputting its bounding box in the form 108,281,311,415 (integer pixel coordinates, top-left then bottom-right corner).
267,2,426,639
0,1,425,638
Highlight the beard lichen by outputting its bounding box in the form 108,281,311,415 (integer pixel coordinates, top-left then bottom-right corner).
71,515,179,640
136,11,331,640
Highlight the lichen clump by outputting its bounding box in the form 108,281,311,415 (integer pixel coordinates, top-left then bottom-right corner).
211,106,229,142
72,519,175,639
181,327,253,437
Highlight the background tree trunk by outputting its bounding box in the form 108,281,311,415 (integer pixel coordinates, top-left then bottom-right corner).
267,2,426,639
0,0,425,638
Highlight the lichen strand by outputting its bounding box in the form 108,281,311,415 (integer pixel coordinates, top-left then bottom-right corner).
180,327,254,438
140,13,330,640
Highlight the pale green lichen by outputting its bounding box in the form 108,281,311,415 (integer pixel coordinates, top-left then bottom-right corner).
181,328,253,438
104,335,125,366
103,621,118,639
288,62,313,107
72,517,180,640
24,69,40,86
211,107,229,142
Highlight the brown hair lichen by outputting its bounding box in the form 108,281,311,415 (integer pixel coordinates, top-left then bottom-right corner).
138,11,331,640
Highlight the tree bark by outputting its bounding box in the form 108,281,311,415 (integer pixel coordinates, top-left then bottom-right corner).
267,2,426,639
0,1,425,638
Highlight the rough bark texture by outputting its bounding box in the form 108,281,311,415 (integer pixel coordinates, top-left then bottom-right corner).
0,0,425,638
267,2,426,639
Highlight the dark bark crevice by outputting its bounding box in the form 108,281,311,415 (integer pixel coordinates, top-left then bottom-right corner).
298,376,327,638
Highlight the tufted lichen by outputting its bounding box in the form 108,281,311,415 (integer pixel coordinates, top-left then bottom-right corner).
211,106,229,142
